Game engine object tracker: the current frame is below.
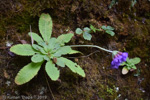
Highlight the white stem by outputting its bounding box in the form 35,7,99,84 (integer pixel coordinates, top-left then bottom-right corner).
69,45,113,53
30,25,34,45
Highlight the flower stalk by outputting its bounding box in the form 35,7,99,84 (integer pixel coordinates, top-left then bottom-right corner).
69,45,113,53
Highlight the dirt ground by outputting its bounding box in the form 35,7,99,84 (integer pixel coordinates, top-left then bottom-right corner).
0,0,150,100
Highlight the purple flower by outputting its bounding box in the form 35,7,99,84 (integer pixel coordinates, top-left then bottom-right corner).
111,52,128,69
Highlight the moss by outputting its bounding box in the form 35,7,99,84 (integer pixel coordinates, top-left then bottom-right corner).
0,25,5,39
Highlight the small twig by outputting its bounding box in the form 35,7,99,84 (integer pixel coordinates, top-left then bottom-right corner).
67,50,100,59
44,71,55,100
30,25,34,45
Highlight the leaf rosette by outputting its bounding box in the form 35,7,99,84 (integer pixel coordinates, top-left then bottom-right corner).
10,13,85,85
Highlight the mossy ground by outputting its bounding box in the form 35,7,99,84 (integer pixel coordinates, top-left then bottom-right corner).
0,0,150,100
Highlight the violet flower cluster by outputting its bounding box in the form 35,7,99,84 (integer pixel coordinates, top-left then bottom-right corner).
111,52,128,69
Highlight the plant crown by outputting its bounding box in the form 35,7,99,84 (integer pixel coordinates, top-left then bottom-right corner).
10,13,85,85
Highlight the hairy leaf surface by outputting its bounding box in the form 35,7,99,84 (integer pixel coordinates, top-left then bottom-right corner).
39,13,53,42
28,32,44,44
45,60,59,80
60,57,85,77
15,62,43,85
56,57,65,67
10,44,36,56
56,33,74,45
128,57,141,64
32,44,47,54
48,38,61,52
53,46,72,57
31,54,44,63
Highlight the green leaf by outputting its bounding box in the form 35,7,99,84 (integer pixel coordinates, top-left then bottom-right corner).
56,57,65,67
56,33,74,45
42,43,50,53
48,38,57,50
101,26,107,30
90,25,98,33
47,38,61,53
96,29,101,31
69,50,82,54
39,13,53,42
44,55,50,61
131,65,137,69
60,57,85,77
31,54,44,63
10,44,36,56
126,58,130,62
32,44,43,51
83,27,91,33
28,32,44,44
52,43,61,53
15,62,43,85
75,65,86,77
32,44,47,54
106,30,115,36
75,28,83,35
83,32,92,40
131,0,137,7
128,57,141,65
120,62,126,66
53,46,72,57
45,60,59,80
106,26,114,30
126,66,130,70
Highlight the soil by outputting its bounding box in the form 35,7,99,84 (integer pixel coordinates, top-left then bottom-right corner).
0,0,150,100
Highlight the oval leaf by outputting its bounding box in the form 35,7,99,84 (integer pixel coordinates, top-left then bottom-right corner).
128,57,141,64
75,28,83,35
83,32,92,40
15,62,43,85
45,60,60,80
60,57,85,77
83,27,91,33
101,26,107,30
106,26,114,30
10,44,36,56
39,13,53,42
56,33,74,45
106,30,115,36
